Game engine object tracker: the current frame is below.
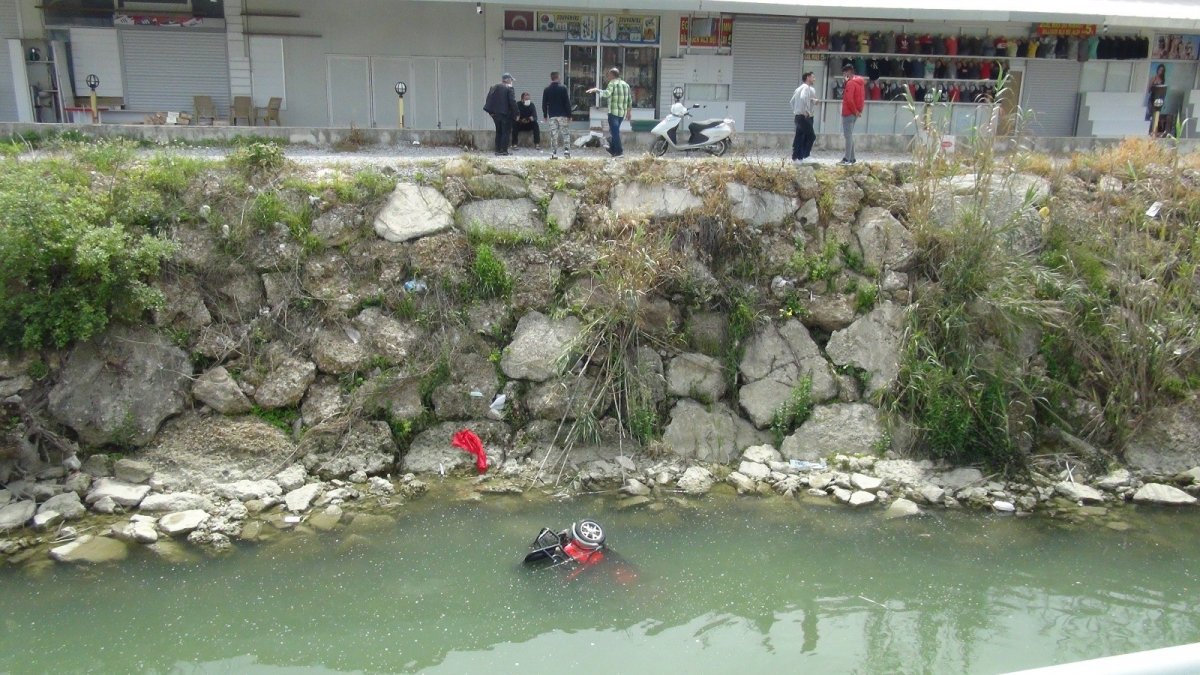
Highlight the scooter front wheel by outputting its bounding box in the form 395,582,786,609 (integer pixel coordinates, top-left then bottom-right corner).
707,138,731,157
651,138,668,157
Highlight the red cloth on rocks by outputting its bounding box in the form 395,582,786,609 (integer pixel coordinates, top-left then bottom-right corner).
451,429,489,473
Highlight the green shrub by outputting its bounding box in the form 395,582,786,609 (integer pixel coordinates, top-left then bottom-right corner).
770,376,814,446
251,405,299,434
352,169,398,202
468,243,512,299
0,163,176,349
228,141,285,175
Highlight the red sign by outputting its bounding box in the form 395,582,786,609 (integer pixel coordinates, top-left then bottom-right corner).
679,16,732,48
504,10,535,31
1036,23,1096,37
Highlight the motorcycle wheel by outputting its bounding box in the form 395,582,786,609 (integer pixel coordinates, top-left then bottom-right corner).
708,138,731,157
651,138,668,157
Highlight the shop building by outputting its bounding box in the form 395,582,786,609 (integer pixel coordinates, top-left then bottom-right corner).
2,0,1200,139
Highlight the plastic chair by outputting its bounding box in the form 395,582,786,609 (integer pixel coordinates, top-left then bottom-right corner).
193,95,216,125
255,97,282,126
231,96,254,126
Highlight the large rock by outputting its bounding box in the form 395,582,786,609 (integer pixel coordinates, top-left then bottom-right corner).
726,183,796,227
214,480,283,502
525,374,598,421
501,311,582,382
667,353,727,402
353,307,422,365
402,420,511,474
373,183,455,243
310,205,365,247
49,535,128,564
86,478,151,508
547,192,578,232
299,420,397,479
193,366,253,415
935,174,1050,253
113,458,155,484
274,465,307,492
780,403,885,461
432,353,501,420
301,381,347,427
466,173,528,199
1054,481,1106,504
662,400,769,463
0,500,35,532
738,320,837,428
1132,483,1197,506
255,357,317,409
677,466,715,495
457,198,544,237
855,207,917,272
47,325,191,447
37,492,86,521
885,498,921,519
311,327,369,375
610,182,702,219
158,510,211,536
1124,396,1200,474
285,482,323,512
825,302,906,396
138,492,214,513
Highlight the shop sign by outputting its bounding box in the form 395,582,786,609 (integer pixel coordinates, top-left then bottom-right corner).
504,10,535,31
679,16,732,48
537,12,596,42
1152,34,1200,60
114,13,204,27
1035,23,1096,37
600,15,659,45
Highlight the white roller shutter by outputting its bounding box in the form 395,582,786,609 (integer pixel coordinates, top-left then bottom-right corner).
1024,60,1083,137
502,31,565,116
69,28,124,97
731,16,803,132
249,36,284,108
119,30,229,112
0,0,18,121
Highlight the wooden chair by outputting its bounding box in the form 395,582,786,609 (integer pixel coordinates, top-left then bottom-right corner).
193,95,217,125
231,96,254,126
255,97,282,126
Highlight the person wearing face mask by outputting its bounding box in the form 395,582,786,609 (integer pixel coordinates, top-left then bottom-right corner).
512,91,542,149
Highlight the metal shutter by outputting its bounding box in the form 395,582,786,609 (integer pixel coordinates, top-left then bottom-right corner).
502,32,565,117
119,30,230,112
0,0,19,121
1023,60,1082,137
731,16,802,132
69,28,124,97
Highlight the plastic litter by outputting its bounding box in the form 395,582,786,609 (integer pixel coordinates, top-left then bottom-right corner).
469,390,484,398
403,279,428,293
488,394,507,420
451,429,489,474
1146,201,1163,218
789,459,827,472
283,515,302,524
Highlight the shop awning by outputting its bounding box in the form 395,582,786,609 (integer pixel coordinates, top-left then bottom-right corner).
468,0,1200,30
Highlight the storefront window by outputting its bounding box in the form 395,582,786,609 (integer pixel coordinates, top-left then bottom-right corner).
565,45,597,122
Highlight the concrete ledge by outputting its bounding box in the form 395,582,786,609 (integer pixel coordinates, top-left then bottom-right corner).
0,122,1195,155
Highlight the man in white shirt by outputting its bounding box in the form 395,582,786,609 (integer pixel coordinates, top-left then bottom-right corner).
790,72,818,161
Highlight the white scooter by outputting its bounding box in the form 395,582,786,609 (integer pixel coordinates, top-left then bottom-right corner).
650,89,735,157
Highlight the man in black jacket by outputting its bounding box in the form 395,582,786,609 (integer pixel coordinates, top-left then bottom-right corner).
541,71,572,159
512,92,541,148
483,73,518,156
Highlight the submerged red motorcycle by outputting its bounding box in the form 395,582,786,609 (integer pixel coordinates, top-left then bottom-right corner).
523,519,637,585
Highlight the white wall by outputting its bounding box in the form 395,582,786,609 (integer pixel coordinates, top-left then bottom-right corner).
0,0,20,121
249,0,489,127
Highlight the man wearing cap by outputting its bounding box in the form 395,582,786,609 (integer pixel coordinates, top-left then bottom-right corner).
484,73,519,156
839,64,865,165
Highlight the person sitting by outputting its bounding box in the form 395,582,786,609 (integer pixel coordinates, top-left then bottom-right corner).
512,92,541,148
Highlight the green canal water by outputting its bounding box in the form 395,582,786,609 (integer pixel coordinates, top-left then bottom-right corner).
1,492,1198,674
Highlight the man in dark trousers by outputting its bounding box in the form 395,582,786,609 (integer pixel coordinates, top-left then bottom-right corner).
542,71,572,159
839,64,865,165
512,92,541,148
484,73,518,156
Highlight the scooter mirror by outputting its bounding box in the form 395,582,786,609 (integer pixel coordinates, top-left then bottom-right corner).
672,86,684,101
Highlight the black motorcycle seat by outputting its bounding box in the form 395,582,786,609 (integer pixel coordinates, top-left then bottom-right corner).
688,120,723,134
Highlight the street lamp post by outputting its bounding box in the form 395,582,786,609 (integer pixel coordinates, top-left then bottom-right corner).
395,81,407,129
85,74,100,124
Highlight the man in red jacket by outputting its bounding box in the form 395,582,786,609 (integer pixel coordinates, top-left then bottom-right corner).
840,64,865,165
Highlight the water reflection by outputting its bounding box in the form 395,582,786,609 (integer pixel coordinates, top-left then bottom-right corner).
2,496,1198,674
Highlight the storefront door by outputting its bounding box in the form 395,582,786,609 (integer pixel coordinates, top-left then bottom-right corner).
327,55,370,127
